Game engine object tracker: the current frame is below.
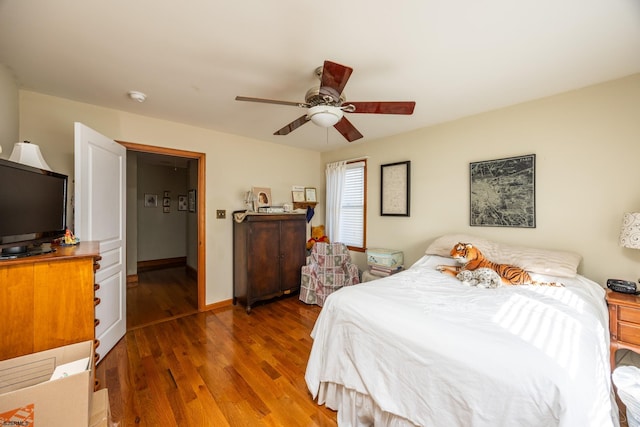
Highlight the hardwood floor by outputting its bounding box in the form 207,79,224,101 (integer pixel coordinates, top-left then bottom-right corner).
127,267,199,330
96,294,337,426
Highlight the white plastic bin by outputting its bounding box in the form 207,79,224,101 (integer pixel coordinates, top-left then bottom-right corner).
613,365,640,427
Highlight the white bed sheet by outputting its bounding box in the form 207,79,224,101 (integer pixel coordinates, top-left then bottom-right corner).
305,255,619,427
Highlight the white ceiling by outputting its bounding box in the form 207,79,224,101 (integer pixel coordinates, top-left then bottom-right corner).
1,0,639,152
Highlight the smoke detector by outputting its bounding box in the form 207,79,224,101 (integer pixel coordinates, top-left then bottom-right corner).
127,91,147,102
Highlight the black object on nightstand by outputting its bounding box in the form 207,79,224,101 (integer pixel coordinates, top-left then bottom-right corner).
608,279,639,295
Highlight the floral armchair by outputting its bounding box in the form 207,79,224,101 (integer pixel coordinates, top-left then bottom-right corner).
299,242,360,307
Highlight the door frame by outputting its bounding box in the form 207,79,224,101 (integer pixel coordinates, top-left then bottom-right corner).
118,140,206,311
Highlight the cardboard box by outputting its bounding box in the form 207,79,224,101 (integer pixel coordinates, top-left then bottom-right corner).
89,388,110,427
366,248,404,268
0,341,93,427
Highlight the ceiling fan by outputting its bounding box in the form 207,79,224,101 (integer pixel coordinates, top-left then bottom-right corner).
235,60,416,142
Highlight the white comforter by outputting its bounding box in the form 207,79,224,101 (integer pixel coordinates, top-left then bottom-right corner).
305,255,619,427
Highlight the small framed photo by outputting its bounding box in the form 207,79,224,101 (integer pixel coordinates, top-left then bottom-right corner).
252,187,272,211
178,195,187,211
305,187,317,202
144,193,158,208
163,197,170,207
292,190,305,202
163,191,170,198
163,206,170,213
188,189,197,213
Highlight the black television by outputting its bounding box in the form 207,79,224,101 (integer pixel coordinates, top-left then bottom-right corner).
0,158,68,259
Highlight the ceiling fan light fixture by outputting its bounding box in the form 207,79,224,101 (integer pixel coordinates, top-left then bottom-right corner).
307,105,343,127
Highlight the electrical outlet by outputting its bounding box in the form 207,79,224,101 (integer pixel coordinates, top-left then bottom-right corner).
216,210,226,219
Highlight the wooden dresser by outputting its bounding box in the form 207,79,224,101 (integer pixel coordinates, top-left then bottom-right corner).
0,242,101,361
233,212,306,313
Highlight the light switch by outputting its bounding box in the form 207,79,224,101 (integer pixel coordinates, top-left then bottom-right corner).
216,210,226,219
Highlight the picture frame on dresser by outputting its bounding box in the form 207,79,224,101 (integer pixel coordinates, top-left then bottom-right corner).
305,187,317,202
292,190,305,202
252,187,272,211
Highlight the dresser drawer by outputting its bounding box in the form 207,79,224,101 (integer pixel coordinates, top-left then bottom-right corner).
618,322,640,346
619,305,640,324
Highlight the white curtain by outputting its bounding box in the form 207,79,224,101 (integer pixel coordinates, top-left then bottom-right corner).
325,161,347,242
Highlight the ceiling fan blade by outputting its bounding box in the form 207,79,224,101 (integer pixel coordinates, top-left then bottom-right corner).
274,115,310,136
321,61,353,96
333,117,363,142
346,101,416,115
235,96,306,108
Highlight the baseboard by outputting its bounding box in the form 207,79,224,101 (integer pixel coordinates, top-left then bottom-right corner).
126,274,139,287
137,256,187,272
204,299,233,311
185,264,197,280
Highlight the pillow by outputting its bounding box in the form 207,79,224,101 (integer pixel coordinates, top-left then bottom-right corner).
425,233,582,278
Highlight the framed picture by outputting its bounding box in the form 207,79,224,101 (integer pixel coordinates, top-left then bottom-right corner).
252,187,272,211
163,191,170,198
163,197,170,207
178,195,187,211
144,193,158,208
381,161,410,216
292,190,305,202
163,206,170,213
188,189,197,213
304,187,317,202
470,154,536,228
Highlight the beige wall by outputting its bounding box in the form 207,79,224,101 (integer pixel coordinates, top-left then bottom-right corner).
126,152,138,276
17,91,323,305
14,73,640,303
322,73,640,286
0,65,18,153
186,159,198,271
136,162,189,262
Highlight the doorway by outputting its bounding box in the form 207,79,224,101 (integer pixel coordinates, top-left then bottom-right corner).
118,141,206,328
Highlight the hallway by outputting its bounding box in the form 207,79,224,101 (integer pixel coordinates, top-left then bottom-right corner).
127,267,198,330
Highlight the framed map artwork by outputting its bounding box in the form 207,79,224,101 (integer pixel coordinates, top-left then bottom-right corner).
470,154,536,228
380,161,410,217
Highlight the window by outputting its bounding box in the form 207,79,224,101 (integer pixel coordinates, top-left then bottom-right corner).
338,160,367,251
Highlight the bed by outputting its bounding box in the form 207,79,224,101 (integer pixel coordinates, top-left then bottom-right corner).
305,234,619,426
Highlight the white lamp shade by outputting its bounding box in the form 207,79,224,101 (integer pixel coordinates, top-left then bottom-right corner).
619,212,640,249
9,142,51,170
307,105,344,127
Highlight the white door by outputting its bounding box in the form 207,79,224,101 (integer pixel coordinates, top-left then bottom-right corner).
74,122,126,364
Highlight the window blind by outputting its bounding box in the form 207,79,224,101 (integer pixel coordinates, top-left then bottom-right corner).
339,161,365,248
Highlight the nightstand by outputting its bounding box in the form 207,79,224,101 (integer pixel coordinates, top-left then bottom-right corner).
606,289,640,371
